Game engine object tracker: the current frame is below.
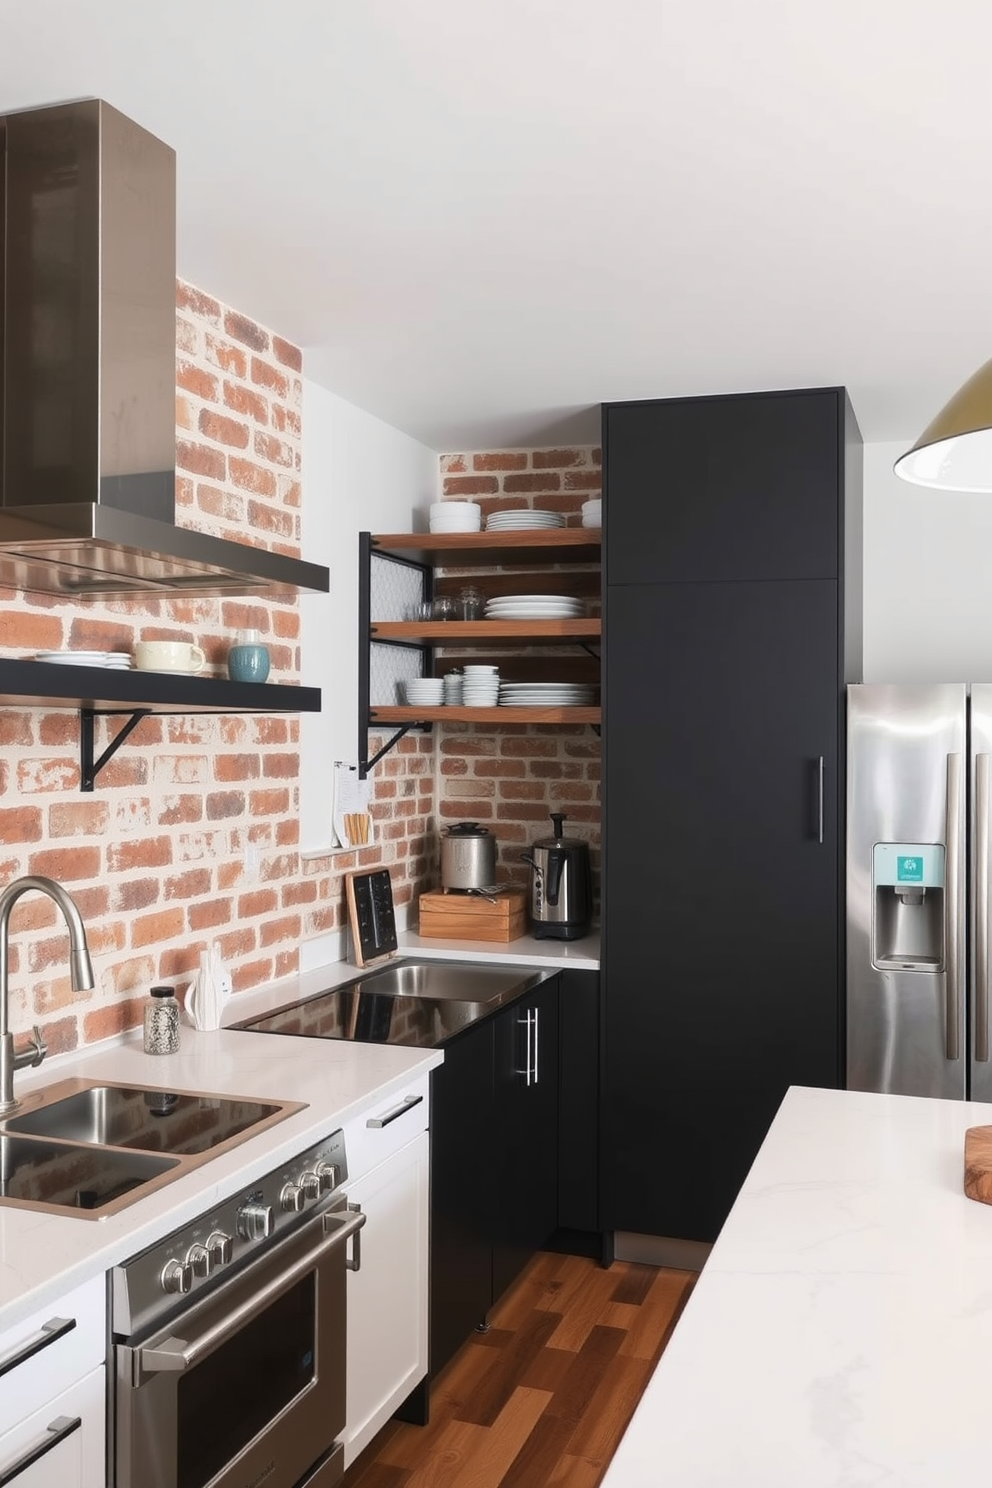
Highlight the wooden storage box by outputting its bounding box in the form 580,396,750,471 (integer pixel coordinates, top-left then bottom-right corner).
418,886,528,942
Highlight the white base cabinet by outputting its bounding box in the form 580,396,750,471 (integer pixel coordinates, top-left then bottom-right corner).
0,1275,106,1488
343,1079,430,1467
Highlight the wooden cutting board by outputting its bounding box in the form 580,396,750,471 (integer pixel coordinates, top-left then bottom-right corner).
418,886,528,942
963,1125,992,1203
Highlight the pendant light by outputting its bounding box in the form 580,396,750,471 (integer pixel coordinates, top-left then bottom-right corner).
894,358,992,491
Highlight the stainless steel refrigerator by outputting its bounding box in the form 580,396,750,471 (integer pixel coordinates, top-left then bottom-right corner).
847,683,992,1101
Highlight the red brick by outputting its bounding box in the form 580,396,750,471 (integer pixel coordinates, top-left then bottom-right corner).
234,957,276,992
263,753,299,779
495,801,550,821
40,1015,80,1057
249,788,290,816
159,795,204,826
473,452,528,471
270,611,300,642
165,869,212,900
474,759,526,778
29,845,101,880
260,913,301,947
229,458,277,496
199,410,250,448
247,499,295,537
497,736,559,758
215,754,261,782
224,381,269,424
272,404,302,437
177,282,220,320
251,358,289,398
216,928,257,962
207,791,246,820
281,880,317,907
238,888,278,918
38,713,76,746
0,805,43,842
563,470,604,492
132,908,185,948
0,613,65,651
205,335,248,378
48,801,109,836
254,431,295,467
497,780,547,801
439,800,493,819
224,311,269,352
177,440,227,480
189,899,233,930
532,448,589,468
107,837,172,872
177,361,219,400
276,818,299,846
503,472,562,494
272,335,303,372
112,878,161,912
442,476,499,497
441,455,467,473
98,754,149,789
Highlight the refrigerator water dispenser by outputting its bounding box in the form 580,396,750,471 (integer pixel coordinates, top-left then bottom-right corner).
871,843,945,970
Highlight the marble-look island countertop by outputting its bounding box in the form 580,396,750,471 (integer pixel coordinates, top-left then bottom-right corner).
602,1084,992,1488
0,1026,441,1334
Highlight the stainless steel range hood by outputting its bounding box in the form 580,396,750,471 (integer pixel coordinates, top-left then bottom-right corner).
0,99,328,597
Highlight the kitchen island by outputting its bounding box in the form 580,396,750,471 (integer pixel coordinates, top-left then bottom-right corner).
602,1084,992,1488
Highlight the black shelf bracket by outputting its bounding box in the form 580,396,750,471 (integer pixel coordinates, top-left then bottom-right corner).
361,722,420,778
80,708,153,792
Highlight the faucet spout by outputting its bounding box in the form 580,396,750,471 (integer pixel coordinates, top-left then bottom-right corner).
0,875,95,1115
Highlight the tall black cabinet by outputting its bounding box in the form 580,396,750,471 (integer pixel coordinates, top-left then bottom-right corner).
601,388,862,1244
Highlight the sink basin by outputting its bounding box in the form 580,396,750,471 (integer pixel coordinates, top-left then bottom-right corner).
0,1079,307,1219
0,1133,179,1214
6,1084,283,1155
347,959,543,1005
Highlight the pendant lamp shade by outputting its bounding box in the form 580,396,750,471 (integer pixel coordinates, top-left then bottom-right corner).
895,359,992,491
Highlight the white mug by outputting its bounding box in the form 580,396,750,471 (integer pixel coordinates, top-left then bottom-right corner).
135,641,206,673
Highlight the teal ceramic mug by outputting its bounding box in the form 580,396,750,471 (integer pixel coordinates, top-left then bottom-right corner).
227,629,270,683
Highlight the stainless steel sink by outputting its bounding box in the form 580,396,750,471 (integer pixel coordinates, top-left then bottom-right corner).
0,1132,179,1214
0,1079,306,1219
348,960,544,1006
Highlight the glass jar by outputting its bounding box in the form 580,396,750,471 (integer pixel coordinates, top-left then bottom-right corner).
458,585,486,620
431,596,457,621
143,985,180,1055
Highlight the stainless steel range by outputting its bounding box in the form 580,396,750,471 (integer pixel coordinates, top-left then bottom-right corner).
110,1127,365,1488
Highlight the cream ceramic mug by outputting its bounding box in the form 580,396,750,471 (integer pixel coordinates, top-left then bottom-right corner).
134,640,206,673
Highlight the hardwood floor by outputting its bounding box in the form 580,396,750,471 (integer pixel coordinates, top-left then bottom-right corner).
342,1251,695,1488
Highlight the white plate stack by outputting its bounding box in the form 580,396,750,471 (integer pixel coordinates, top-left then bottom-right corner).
581,499,602,528
35,650,133,668
484,594,586,621
429,501,482,534
402,678,444,707
499,682,596,707
485,509,566,531
462,665,500,707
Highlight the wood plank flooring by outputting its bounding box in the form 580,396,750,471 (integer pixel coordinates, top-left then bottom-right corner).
341,1251,695,1488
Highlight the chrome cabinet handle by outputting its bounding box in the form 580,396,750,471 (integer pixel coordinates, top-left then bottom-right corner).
977,753,990,1062
946,752,962,1061
533,1006,540,1086
0,1415,80,1484
817,756,824,844
137,1207,367,1375
366,1093,423,1128
343,1202,363,1272
0,1316,75,1380
516,1010,534,1086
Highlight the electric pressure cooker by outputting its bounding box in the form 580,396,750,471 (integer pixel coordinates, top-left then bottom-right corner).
522,812,592,940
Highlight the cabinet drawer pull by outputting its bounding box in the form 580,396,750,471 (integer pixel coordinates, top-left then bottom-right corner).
0,1316,75,1380
366,1093,424,1128
533,1006,540,1086
0,1415,80,1485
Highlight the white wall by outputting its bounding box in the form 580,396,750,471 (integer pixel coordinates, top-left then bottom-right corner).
863,440,992,682
299,380,438,853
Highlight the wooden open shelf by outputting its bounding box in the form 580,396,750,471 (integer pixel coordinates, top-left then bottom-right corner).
370,705,601,725
371,619,601,643
371,529,601,566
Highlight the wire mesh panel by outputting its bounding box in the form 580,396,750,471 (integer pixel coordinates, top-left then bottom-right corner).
369,640,426,706
371,552,426,621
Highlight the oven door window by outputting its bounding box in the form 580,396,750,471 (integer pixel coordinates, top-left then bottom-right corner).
177,1274,315,1488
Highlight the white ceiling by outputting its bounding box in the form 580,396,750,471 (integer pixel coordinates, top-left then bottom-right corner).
3,0,991,451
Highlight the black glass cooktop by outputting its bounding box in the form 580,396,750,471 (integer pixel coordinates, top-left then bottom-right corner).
238,988,476,1048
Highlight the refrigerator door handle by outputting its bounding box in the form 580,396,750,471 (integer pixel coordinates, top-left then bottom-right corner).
817,756,824,844
977,754,991,1062
946,752,962,1062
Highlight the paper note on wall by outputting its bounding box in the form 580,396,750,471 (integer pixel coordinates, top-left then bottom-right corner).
332,762,374,849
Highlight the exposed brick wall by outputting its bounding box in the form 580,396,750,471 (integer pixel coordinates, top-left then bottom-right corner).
432,447,602,911
0,284,434,1055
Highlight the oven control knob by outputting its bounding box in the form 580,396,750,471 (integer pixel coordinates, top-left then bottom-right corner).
299,1170,321,1201
237,1201,274,1240
161,1258,193,1295
206,1230,234,1267
315,1160,340,1193
280,1182,306,1213
185,1243,211,1278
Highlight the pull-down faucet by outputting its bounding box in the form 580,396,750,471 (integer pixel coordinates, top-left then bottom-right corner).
0,875,95,1115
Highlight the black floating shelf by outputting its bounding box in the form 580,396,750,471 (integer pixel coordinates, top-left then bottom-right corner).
0,659,322,790
0,659,321,714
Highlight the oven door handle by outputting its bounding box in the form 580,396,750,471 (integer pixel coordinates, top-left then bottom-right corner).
136,1206,366,1376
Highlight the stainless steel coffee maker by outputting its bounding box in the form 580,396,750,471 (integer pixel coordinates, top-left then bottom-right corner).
522,813,592,940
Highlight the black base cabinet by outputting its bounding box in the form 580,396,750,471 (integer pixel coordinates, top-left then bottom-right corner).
429,976,561,1378
602,387,862,1245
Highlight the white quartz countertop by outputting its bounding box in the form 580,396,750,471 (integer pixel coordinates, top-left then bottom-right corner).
602,1084,992,1488
397,927,600,970
0,1027,440,1334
